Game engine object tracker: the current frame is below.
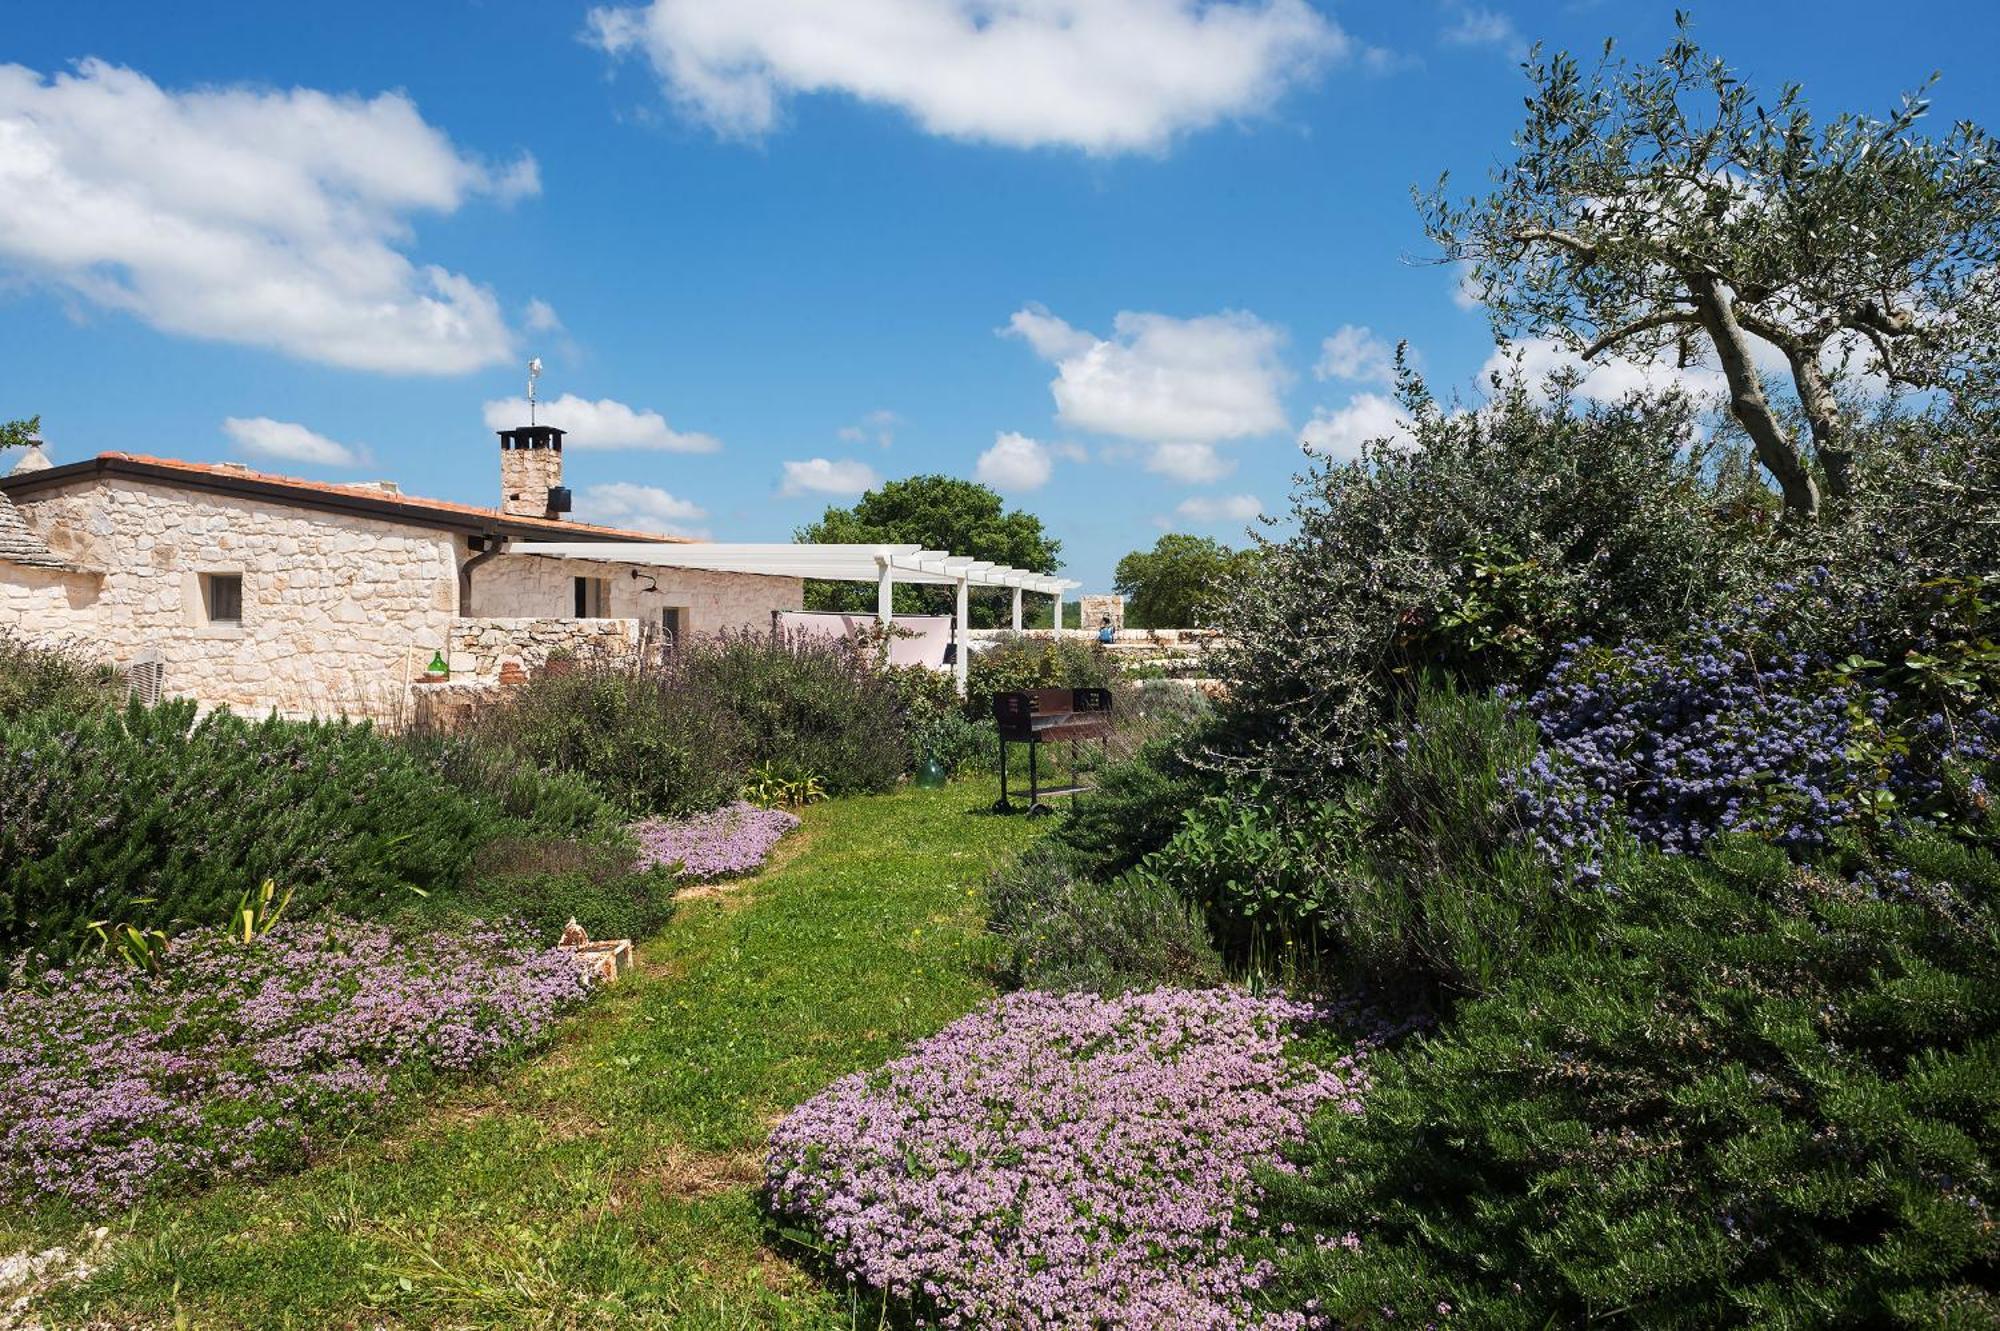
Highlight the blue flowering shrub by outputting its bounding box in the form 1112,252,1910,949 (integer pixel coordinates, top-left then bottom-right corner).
1513,573,2000,867
1260,834,2000,1328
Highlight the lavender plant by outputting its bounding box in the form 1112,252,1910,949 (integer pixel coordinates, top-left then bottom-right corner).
766,988,1371,1330
0,919,593,1212
630,801,800,880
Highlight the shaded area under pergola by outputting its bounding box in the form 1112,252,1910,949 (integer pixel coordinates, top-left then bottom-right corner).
507,541,1081,692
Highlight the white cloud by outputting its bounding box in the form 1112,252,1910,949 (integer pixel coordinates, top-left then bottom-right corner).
481,393,721,452
1005,304,1288,480
780,457,880,497
1480,337,1728,406
1175,492,1263,524
1441,4,1525,58
580,480,709,537
222,416,365,468
587,0,1347,155
837,408,901,449
1147,441,1234,483
0,60,533,374
974,431,1056,491
523,298,564,333
1299,392,1414,461
1315,323,1394,383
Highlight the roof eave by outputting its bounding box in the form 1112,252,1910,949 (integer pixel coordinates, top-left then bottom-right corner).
0,455,660,545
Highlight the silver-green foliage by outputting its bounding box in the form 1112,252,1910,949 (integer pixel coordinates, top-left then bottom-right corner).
1215,370,1753,794
1428,19,2000,517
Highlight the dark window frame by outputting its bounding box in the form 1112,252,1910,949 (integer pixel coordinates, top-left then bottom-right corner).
202,572,244,625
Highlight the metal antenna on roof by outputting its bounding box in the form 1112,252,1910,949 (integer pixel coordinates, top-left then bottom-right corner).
527,357,543,426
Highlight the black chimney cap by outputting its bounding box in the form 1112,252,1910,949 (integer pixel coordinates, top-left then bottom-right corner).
498,425,566,451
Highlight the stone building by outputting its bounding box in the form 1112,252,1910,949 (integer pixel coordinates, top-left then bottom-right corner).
0,425,802,720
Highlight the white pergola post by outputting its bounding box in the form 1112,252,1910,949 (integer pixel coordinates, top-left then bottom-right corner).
876,557,894,626
1052,586,1065,637
953,575,970,696
1011,585,1023,631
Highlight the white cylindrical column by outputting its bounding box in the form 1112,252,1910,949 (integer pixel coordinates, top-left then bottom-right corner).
876,558,894,625
1052,587,1064,637
1011,586,1023,631
954,576,970,696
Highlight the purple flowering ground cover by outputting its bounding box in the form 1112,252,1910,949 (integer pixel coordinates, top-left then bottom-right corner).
0,919,593,1212
766,987,1368,1330
630,800,801,880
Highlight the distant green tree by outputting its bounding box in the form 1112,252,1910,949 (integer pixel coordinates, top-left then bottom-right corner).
793,475,1062,628
1113,534,1253,629
0,416,40,452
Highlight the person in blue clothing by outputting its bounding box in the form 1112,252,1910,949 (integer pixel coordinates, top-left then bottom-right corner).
1097,615,1115,644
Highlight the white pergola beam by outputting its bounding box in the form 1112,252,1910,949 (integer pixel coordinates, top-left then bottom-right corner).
508,539,1071,596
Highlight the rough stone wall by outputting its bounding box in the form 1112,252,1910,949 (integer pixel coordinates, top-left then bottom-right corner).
0,563,101,632
1079,594,1124,631
447,616,640,678
501,446,563,519
2,476,808,722
8,477,462,720
473,553,802,636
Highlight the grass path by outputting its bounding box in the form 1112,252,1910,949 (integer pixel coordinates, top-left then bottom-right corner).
36,781,1042,1330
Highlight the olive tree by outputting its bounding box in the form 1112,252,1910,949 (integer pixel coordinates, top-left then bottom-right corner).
1427,21,2000,518
0,417,38,452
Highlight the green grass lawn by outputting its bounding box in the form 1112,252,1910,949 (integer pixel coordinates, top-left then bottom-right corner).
24,780,1042,1330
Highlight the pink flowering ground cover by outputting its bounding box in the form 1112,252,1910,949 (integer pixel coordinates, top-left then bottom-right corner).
765,988,1369,1330
630,801,801,880
0,920,594,1212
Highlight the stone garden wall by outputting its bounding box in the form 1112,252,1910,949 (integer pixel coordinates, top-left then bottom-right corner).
446,616,641,679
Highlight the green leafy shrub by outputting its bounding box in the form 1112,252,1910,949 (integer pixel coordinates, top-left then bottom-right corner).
885,662,994,774
1131,790,1346,972
986,843,1223,995
417,836,676,943
394,729,624,840
1053,735,1216,880
0,632,122,721
0,700,500,959
1216,370,1755,796
964,632,1124,723
1127,688,1612,1000
677,630,908,796
471,657,745,817
1263,836,2000,1328
1336,686,1608,999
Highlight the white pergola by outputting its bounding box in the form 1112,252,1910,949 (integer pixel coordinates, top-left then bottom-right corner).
507,541,1081,693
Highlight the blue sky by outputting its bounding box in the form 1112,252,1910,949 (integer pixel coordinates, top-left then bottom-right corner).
4,2,1996,589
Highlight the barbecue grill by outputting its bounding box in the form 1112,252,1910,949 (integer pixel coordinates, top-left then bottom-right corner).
991,687,1113,815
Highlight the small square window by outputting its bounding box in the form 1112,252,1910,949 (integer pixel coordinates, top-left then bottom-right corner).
574,575,611,618
201,573,243,625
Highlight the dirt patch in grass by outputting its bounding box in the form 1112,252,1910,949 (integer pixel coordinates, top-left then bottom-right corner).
618,1145,765,1206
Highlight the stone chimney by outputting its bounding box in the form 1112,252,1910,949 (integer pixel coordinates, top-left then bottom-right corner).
498,425,571,520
